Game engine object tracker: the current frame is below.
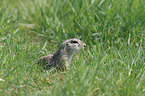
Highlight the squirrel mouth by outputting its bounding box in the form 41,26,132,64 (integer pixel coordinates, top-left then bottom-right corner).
82,43,86,48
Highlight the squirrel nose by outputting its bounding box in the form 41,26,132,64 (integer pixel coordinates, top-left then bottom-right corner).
84,43,86,47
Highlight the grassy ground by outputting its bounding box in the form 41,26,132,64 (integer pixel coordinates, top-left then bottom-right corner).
0,0,145,95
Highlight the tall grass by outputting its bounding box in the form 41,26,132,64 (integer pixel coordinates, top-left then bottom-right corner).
0,0,145,95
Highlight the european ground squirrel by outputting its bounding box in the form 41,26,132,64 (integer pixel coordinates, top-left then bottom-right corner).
37,38,86,70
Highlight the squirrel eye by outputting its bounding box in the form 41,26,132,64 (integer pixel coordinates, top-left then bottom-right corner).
71,40,78,44
66,43,69,46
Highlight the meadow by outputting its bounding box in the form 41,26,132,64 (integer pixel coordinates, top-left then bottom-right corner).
0,0,145,95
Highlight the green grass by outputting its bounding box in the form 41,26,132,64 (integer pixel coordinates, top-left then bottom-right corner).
0,0,145,95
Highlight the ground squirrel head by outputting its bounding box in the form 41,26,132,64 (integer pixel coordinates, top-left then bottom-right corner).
60,38,86,55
